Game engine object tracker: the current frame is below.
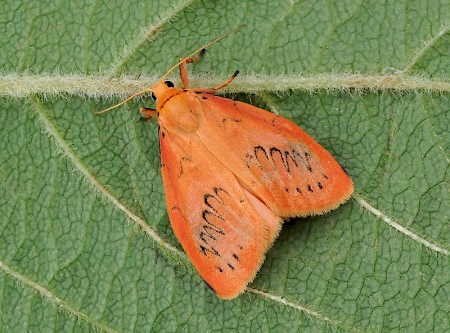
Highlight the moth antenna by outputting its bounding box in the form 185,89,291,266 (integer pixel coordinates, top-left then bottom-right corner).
95,87,153,114
161,24,245,81
96,24,245,115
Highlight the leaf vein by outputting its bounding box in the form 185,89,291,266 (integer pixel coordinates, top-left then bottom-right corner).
402,23,450,74
29,96,184,260
354,194,449,255
0,259,121,333
247,288,363,333
107,0,196,77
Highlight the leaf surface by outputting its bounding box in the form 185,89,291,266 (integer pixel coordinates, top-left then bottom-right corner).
0,1,449,332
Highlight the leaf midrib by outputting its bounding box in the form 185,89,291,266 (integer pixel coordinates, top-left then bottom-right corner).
0,73,449,99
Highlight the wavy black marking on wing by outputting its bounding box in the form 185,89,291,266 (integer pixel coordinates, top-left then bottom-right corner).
199,187,229,258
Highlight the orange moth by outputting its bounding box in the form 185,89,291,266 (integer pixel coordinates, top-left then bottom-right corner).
98,30,353,300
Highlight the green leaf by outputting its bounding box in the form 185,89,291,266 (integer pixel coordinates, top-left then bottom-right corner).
1,1,449,332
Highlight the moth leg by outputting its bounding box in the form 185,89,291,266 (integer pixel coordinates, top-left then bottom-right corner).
139,107,158,121
180,49,206,88
189,70,239,95
213,70,239,91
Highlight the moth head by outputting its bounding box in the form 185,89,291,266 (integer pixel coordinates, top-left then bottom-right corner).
151,80,180,109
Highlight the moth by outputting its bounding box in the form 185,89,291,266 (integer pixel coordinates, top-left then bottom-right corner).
99,32,353,300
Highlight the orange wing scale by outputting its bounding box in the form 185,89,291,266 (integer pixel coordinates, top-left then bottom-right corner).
157,89,353,299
